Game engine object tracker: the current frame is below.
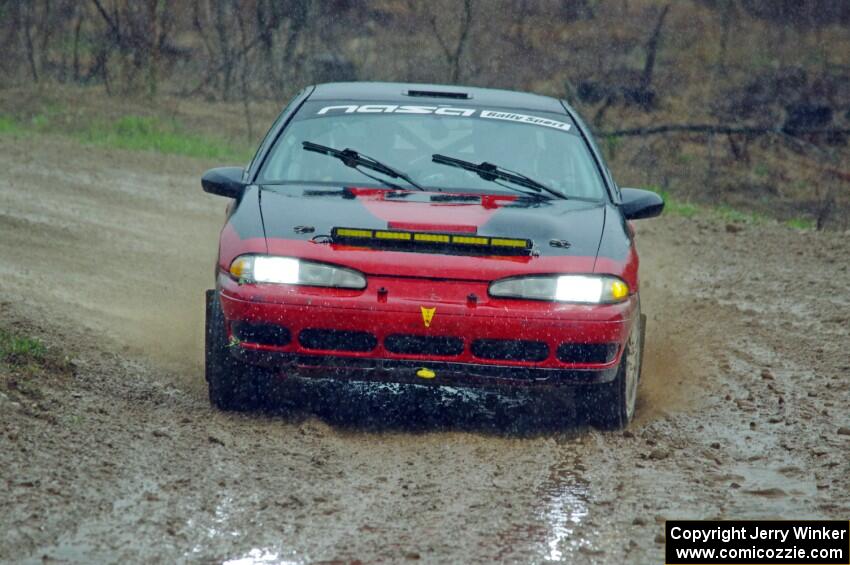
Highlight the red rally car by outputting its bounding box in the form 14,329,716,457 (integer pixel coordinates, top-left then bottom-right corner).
202,82,663,428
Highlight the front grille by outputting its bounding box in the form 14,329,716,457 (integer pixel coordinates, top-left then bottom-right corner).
384,334,464,356
557,343,618,364
299,329,377,352
232,321,291,346
471,339,549,362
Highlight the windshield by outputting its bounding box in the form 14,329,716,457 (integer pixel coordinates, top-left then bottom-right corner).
258,101,607,200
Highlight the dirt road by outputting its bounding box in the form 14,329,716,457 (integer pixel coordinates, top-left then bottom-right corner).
1,134,848,564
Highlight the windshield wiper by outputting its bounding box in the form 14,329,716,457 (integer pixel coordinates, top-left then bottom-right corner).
303,141,425,191
431,154,565,199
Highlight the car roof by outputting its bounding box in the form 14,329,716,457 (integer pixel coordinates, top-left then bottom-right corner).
309,82,567,114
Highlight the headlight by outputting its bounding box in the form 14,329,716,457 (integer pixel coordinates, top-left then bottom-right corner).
489,275,629,304
229,255,366,289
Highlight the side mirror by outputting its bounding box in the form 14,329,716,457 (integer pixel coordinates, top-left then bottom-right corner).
202,167,245,199
620,188,664,220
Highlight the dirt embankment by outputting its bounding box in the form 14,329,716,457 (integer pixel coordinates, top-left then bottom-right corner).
1,134,848,563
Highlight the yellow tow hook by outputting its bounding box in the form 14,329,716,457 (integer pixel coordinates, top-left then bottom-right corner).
416,367,436,379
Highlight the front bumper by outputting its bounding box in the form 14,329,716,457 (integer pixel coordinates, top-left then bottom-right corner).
233,349,620,387
218,273,637,387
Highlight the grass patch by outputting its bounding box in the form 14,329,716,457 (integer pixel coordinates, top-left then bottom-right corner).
753,163,770,178
650,188,700,218
648,187,814,230
0,113,252,162
714,205,765,225
604,136,622,159
664,199,699,218
0,326,73,399
0,329,46,364
76,115,252,161
785,217,815,230
0,115,28,135
676,152,696,165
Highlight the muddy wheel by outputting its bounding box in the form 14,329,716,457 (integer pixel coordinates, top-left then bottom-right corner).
578,306,644,430
205,290,264,411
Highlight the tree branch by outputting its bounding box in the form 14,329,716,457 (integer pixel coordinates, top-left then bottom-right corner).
91,0,120,41
597,124,850,137
184,31,265,97
641,4,670,90
428,15,453,64
451,0,473,83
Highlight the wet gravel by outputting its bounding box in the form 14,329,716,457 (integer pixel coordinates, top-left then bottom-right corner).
0,135,848,563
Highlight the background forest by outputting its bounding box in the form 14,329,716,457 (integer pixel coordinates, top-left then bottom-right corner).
1,0,848,228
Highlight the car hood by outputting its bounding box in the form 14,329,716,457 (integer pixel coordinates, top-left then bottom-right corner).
258,185,606,280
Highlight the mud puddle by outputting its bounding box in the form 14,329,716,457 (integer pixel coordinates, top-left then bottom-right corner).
1,136,848,563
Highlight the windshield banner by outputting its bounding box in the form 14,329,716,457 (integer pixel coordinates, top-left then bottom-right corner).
315,104,572,132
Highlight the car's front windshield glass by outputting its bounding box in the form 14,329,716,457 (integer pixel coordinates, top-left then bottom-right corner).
257,101,607,200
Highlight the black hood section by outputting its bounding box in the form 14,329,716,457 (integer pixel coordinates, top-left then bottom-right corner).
257,185,606,258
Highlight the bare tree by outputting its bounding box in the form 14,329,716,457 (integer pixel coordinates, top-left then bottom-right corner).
191,0,239,99
212,1,236,99
71,3,83,81
427,0,474,84
714,0,735,76
37,0,52,78
89,0,172,96
146,0,166,97
253,0,310,98
640,3,670,93
233,0,254,139
19,1,39,81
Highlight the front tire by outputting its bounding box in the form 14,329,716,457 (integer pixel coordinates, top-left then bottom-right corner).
205,289,265,411
578,305,644,430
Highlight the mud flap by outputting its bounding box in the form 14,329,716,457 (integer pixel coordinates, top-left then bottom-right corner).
206,289,267,411
639,312,647,380
204,289,215,382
